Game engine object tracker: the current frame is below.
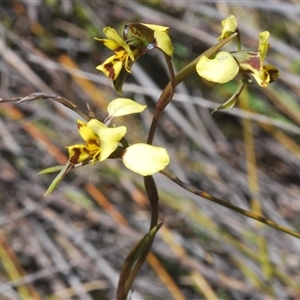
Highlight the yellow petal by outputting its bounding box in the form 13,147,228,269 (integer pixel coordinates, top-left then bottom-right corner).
98,126,127,161
94,38,120,51
107,98,147,119
141,23,174,57
96,55,123,80
122,144,170,176
103,27,135,61
154,30,174,57
141,23,169,33
196,51,239,83
77,120,98,142
132,23,174,57
232,50,260,74
265,64,280,83
258,31,270,63
87,119,106,132
218,15,238,40
250,66,271,87
66,145,91,164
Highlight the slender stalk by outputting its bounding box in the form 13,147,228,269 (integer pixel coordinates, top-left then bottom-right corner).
117,223,162,300
161,169,300,239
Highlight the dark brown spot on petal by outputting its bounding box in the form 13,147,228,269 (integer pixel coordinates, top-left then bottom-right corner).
104,62,116,79
266,67,280,83
116,46,125,52
77,122,84,129
70,146,91,164
87,139,100,147
244,52,261,71
70,147,82,164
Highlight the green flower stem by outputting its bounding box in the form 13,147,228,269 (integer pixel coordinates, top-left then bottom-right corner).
236,28,242,51
161,169,300,239
144,175,159,229
164,52,176,88
212,80,246,113
117,223,163,300
117,177,160,300
147,33,237,145
124,235,156,296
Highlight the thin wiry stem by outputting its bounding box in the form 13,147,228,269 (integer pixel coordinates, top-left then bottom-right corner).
0,92,91,121
161,169,300,239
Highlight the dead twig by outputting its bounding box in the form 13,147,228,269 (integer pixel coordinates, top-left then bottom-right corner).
0,92,91,121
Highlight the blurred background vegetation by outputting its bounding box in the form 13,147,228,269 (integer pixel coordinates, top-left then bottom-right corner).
1,1,300,299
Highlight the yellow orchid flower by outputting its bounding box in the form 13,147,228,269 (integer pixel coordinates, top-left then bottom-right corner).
196,16,279,113
96,24,174,93
66,119,126,164
201,15,279,88
218,15,238,41
122,143,170,176
233,31,279,87
197,31,279,88
124,23,174,57
95,27,138,80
